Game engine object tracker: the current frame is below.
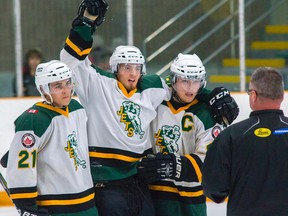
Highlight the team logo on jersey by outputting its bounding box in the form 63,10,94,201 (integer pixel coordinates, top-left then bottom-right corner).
21,133,36,148
117,101,145,139
212,125,222,138
254,128,271,137
64,131,86,171
155,125,181,154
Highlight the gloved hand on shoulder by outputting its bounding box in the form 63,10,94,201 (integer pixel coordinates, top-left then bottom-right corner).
206,87,239,127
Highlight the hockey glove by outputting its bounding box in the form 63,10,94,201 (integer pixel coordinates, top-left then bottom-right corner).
0,151,8,168
78,0,109,26
207,87,239,127
137,153,182,183
16,205,50,216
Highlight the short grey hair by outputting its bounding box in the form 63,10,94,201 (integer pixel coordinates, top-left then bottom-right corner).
250,66,284,100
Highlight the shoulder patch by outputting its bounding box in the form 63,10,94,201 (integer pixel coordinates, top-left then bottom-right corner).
254,128,271,138
21,133,36,148
27,109,38,114
212,125,222,138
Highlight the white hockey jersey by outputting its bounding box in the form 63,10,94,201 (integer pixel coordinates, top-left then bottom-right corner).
61,27,171,182
6,99,97,215
149,99,223,216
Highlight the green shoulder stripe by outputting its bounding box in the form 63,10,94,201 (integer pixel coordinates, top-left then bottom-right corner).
68,99,84,112
187,102,216,130
91,64,116,79
15,104,56,137
15,100,84,137
137,74,164,93
196,87,211,102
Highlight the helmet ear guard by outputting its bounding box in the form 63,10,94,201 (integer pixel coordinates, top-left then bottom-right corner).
109,45,146,74
35,60,74,104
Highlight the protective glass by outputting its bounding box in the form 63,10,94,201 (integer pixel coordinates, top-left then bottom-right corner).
118,63,143,73
172,75,202,93
49,78,75,94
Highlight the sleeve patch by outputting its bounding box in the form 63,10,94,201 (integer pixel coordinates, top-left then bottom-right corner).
21,133,36,148
212,125,222,138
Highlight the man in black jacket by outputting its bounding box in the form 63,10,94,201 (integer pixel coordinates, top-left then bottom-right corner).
202,66,288,216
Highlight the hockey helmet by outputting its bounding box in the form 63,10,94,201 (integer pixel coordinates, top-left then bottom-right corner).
109,45,145,74
170,53,206,89
35,60,74,104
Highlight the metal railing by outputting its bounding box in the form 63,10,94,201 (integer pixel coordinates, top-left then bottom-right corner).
142,0,288,76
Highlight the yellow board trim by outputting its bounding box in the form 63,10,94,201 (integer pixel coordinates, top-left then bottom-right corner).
37,193,94,206
89,152,140,162
65,37,92,56
0,191,13,206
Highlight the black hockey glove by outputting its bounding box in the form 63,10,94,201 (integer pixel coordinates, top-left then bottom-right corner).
0,151,8,168
16,206,50,216
78,0,109,26
207,87,239,127
137,153,183,184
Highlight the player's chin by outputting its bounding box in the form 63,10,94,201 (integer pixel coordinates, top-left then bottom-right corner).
182,95,195,103
62,97,71,105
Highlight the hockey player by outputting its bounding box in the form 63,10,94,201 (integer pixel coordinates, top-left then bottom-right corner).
6,60,98,216
137,53,227,216
60,0,238,215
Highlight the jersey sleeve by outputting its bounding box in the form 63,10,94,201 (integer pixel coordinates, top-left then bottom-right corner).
6,112,45,208
194,116,223,162
60,24,115,105
181,107,224,183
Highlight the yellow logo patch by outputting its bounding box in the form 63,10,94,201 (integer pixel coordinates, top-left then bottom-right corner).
254,128,271,137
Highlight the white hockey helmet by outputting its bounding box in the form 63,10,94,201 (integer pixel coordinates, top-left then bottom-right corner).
109,45,146,74
35,60,74,104
170,53,206,88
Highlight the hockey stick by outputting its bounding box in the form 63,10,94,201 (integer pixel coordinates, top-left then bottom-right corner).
0,171,9,196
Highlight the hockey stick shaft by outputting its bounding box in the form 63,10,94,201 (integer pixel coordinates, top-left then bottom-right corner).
0,171,10,196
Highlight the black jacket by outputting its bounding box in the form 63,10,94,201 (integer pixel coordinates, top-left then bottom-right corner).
202,110,288,216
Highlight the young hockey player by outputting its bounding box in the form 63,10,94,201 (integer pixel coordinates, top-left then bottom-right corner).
6,60,98,216
60,0,238,215
138,53,225,216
